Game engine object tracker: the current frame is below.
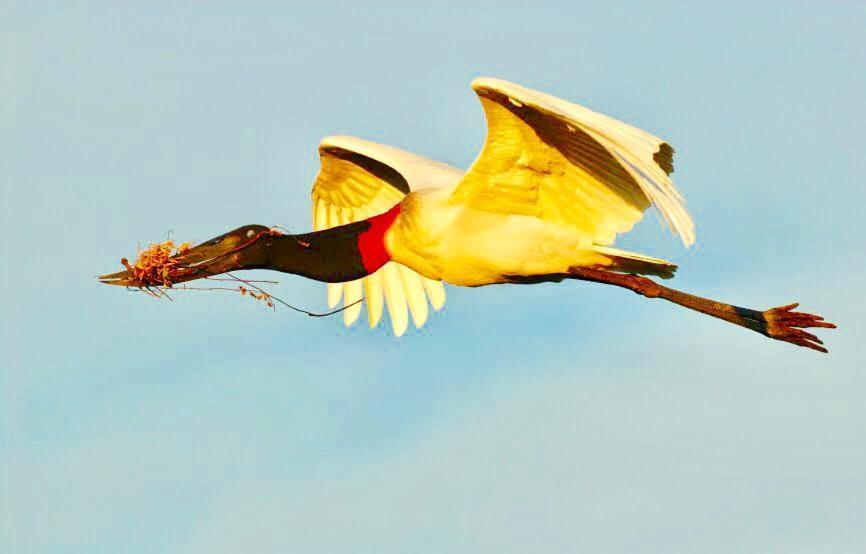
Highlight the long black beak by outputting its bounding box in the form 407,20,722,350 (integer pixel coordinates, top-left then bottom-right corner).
98,225,272,287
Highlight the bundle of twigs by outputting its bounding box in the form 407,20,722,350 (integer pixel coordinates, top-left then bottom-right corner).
121,239,274,308
121,240,191,287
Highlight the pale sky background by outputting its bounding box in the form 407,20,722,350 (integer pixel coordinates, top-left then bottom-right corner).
2,2,865,553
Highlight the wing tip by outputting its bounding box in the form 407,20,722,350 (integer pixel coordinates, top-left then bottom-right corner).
391,319,409,338
671,216,696,248
681,228,696,248
343,311,361,326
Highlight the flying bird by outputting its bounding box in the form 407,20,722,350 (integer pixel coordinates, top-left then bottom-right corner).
100,78,835,351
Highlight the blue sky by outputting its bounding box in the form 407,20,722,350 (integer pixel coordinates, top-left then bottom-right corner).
2,2,865,552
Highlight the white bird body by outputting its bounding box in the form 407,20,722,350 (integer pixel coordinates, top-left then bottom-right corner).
386,187,613,287
311,77,693,334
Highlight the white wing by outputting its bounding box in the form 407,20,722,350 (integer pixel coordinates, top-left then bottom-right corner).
450,78,695,247
311,135,461,336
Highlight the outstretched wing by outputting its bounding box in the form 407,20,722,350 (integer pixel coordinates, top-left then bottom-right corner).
450,78,695,247
311,135,462,336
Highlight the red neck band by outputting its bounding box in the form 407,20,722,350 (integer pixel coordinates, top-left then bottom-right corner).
357,203,401,274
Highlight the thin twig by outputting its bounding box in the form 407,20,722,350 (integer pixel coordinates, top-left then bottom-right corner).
204,277,279,284
223,272,363,318
270,225,311,248
175,286,252,292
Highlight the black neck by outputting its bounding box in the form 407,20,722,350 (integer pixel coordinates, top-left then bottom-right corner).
247,222,372,283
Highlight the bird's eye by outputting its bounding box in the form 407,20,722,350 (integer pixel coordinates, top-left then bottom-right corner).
246,229,256,238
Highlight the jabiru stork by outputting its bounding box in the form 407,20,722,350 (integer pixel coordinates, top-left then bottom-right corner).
100,78,835,352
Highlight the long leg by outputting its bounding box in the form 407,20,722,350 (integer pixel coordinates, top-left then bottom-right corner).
563,267,836,353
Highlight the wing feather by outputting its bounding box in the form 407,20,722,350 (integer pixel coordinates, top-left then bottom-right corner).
381,264,408,337
398,265,429,328
364,271,385,328
450,78,695,247
311,136,460,334
343,279,363,325
421,277,446,311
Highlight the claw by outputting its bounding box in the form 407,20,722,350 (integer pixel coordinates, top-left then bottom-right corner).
762,303,835,353
780,337,828,354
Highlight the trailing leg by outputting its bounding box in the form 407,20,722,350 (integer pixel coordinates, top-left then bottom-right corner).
566,267,836,353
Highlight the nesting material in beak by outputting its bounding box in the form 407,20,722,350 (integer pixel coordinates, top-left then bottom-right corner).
99,225,276,288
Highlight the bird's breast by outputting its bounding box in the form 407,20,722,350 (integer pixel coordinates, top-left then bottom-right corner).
384,190,460,281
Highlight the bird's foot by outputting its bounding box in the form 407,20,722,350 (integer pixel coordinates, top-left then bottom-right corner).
762,303,836,353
